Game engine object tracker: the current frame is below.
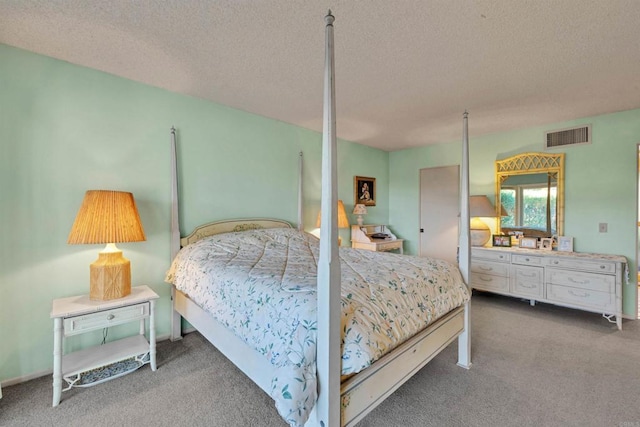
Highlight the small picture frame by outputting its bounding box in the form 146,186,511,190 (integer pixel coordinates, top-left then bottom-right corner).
354,176,376,206
540,238,553,251
519,237,538,249
492,234,511,247
557,236,574,252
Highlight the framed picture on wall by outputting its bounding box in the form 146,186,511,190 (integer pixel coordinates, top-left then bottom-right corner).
354,176,376,206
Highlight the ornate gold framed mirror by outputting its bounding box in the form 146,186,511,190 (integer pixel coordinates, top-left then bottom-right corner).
496,152,565,238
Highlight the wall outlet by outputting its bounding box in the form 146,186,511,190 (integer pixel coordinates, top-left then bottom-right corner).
599,223,608,233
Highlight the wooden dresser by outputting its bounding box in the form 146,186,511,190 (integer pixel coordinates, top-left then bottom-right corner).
471,247,626,329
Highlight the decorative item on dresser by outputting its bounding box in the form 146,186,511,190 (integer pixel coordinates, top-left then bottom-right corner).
469,195,506,247
557,236,574,252
67,190,146,300
351,224,404,254
470,247,626,329
50,285,158,406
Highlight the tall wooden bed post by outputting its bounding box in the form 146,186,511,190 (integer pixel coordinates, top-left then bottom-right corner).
167,10,471,423
170,126,182,342
316,10,341,427
457,112,471,369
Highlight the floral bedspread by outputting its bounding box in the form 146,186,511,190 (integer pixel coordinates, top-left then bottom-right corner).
165,228,469,426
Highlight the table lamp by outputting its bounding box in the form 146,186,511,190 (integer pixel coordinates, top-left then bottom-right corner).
68,190,146,300
316,199,350,245
352,204,368,226
469,195,503,247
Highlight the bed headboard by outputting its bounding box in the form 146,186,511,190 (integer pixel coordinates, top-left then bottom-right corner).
180,218,292,247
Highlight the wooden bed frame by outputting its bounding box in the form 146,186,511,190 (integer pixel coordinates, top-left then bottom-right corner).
168,11,471,427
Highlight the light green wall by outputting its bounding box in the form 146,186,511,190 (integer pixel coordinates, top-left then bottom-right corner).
3,41,638,385
0,44,388,383
389,110,640,316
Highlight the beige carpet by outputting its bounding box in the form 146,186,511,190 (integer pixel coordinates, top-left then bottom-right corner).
1,292,639,427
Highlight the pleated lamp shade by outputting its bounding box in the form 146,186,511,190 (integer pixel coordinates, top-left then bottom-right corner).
316,199,350,228
469,195,499,247
68,190,146,300
315,200,350,245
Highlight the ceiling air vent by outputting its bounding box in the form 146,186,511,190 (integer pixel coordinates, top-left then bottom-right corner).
545,125,591,149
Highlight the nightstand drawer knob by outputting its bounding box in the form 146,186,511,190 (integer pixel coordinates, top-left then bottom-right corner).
107,314,115,320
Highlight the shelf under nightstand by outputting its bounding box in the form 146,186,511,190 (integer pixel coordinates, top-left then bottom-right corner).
51,285,158,406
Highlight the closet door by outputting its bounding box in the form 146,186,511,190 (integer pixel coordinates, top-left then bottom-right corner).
419,165,460,264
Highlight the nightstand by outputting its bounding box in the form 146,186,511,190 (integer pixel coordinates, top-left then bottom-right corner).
50,285,158,406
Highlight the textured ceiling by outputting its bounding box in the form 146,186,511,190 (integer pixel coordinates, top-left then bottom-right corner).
1,1,640,151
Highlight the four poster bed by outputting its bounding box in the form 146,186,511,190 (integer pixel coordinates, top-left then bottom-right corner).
165,12,471,427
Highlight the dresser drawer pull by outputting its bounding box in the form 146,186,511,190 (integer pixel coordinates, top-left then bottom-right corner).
520,283,535,288
599,265,606,270
524,258,530,261
479,266,493,272
480,276,493,282
107,314,115,320
553,260,559,265
568,290,590,298
568,277,589,285
498,255,505,259
521,272,536,278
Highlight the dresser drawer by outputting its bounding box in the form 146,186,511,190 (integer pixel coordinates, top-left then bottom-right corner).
472,249,511,263
546,284,615,312
64,302,149,336
471,272,509,293
511,266,544,298
543,257,616,274
512,254,542,266
545,268,615,293
471,260,510,277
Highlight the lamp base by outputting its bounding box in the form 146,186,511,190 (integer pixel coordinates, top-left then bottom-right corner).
470,229,491,247
90,245,131,300
470,217,491,247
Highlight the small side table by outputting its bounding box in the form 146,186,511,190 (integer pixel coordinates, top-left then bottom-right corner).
350,224,404,254
50,285,158,406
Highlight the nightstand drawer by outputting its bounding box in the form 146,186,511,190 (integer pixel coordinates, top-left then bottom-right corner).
64,302,149,336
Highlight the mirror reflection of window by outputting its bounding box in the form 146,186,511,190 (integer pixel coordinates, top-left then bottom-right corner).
496,152,564,237
500,183,557,234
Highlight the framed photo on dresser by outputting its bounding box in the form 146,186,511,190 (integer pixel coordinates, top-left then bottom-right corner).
557,236,574,252
492,235,511,247
519,237,538,249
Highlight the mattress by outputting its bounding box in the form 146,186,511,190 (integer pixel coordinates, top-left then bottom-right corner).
166,227,469,426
